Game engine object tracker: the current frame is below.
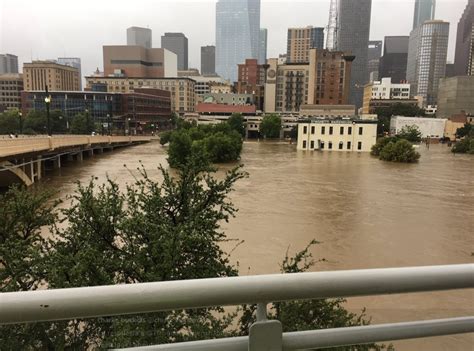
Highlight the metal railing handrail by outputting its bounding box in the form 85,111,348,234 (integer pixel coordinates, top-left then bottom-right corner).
115,317,474,351
1,264,473,325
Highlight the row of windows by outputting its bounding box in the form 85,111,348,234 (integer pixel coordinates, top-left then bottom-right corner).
303,125,363,135
302,140,362,150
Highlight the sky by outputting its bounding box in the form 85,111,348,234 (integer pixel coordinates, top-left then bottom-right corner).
0,0,468,82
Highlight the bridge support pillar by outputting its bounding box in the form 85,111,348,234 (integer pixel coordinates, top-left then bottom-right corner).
35,156,42,181
53,155,61,169
76,152,83,162
86,149,94,157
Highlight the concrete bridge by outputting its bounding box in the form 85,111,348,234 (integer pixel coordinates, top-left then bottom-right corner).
0,135,151,188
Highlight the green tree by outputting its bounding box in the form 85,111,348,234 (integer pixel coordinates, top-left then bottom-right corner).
260,114,282,139
0,158,247,349
455,123,473,139
22,110,69,134
371,137,398,157
227,113,246,137
70,112,95,134
452,137,474,154
159,130,172,145
0,109,21,135
397,125,422,143
379,139,420,163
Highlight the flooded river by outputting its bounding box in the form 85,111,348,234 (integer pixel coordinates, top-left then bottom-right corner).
39,140,474,350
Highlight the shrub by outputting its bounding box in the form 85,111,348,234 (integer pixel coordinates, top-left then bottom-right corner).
379,139,420,163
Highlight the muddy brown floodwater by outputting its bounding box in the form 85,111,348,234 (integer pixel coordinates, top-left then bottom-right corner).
40,140,474,350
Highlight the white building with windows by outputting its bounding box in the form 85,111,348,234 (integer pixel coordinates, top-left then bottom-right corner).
368,77,410,100
297,118,377,152
390,116,447,139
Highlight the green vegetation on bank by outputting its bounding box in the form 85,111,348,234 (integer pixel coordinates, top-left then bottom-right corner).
452,123,474,154
0,155,391,350
161,113,244,167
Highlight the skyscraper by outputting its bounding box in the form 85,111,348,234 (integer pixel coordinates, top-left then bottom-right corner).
201,46,216,75
127,27,152,49
259,28,268,64
379,36,409,83
336,0,372,108
367,40,382,82
454,0,474,76
161,33,189,71
57,58,82,89
0,54,19,74
413,0,436,30
216,0,261,82
286,26,324,63
407,20,449,106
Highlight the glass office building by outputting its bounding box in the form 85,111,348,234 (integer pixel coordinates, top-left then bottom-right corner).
336,0,372,108
407,20,449,106
413,0,436,30
216,0,260,82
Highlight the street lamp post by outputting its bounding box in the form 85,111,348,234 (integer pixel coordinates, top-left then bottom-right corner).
18,111,23,135
44,85,52,136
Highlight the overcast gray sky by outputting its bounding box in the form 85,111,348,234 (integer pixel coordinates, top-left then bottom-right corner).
0,0,468,81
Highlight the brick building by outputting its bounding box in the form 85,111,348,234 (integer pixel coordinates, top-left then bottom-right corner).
235,59,267,111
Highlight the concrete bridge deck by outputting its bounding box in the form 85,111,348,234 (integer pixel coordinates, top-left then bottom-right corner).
0,135,151,159
0,135,152,188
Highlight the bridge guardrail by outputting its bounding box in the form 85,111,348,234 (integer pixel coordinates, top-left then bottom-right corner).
1,264,473,350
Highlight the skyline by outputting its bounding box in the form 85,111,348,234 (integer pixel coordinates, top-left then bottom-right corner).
0,0,468,82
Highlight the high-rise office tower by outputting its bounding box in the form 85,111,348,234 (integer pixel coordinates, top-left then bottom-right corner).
161,33,188,71
259,28,268,64
413,0,436,30
0,54,19,74
201,46,216,75
407,20,449,106
336,0,372,108
286,26,324,63
454,0,474,76
57,58,82,89
367,40,382,81
378,36,409,83
216,0,261,82
127,27,152,49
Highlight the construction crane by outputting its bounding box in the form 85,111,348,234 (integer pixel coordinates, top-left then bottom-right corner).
326,0,339,51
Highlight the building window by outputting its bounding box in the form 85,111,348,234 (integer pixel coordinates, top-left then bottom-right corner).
347,141,351,150
303,126,307,134
311,126,315,134
303,140,307,148
359,127,363,135
348,127,352,135
328,141,333,149
321,126,325,135
310,140,314,149
358,141,362,150
329,126,333,135
340,126,344,135
339,142,343,150
320,141,325,149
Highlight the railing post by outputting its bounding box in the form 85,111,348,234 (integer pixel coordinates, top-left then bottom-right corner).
248,302,282,351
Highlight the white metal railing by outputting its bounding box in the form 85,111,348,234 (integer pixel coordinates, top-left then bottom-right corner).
1,264,473,350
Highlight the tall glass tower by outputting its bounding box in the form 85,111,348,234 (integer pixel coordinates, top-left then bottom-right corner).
336,0,372,109
216,0,261,82
407,20,449,106
413,0,436,30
